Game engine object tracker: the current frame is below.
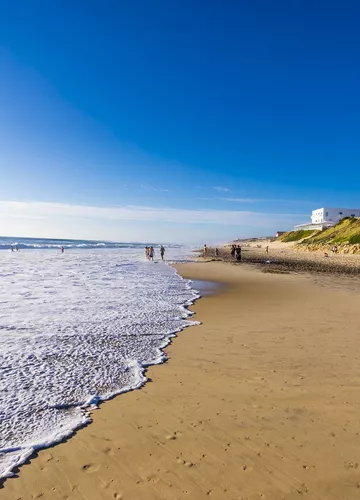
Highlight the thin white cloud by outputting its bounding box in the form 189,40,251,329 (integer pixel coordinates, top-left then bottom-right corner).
213,186,230,192
222,197,285,203
0,200,306,227
4,213,46,220
221,197,313,204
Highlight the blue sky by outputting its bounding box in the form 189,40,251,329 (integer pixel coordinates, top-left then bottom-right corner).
0,0,359,243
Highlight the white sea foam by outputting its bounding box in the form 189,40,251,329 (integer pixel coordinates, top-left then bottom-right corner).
0,248,199,478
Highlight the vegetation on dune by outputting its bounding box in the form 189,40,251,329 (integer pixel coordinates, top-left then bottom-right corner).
300,217,360,246
348,234,360,244
278,218,360,253
279,229,317,242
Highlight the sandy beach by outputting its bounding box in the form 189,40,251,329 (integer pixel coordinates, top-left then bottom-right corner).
219,240,360,275
3,261,360,499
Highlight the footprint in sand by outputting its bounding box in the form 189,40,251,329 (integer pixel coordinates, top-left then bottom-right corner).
166,430,182,441
82,463,100,473
147,474,160,484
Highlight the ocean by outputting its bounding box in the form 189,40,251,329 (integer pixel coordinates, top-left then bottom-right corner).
0,238,199,479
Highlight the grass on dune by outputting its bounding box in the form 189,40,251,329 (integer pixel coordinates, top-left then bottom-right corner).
279,229,317,242
299,217,360,245
279,218,360,247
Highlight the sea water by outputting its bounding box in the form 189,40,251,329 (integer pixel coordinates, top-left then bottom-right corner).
0,241,198,478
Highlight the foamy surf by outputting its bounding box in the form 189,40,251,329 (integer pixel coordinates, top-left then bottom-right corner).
0,247,199,479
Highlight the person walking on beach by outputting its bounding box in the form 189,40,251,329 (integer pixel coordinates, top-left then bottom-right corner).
61,246,64,253
160,245,165,261
149,246,155,261
265,245,269,254
230,244,236,258
203,244,207,257
235,245,242,262
215,247,219,257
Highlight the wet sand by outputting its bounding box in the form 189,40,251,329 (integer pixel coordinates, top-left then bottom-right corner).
3,261,360,499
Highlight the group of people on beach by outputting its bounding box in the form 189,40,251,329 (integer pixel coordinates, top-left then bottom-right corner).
10,245,19,252
203,243,242,261
145,245,165,261
230,244,242,261
203,244,220,257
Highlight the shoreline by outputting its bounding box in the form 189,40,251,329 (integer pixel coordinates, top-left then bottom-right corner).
0,263,200,485
3,261,360,499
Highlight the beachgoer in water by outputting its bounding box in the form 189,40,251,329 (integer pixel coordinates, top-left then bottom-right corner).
61,246,64,253
235,245,242,262
15,245,19,251
145,246,149,260
149,246,155,261
10,246,14,252
160,245,165,261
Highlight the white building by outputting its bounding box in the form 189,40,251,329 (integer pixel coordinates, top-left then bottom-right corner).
294,207,360,231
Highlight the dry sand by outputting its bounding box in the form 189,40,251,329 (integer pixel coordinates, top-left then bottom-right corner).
3,262,360,499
